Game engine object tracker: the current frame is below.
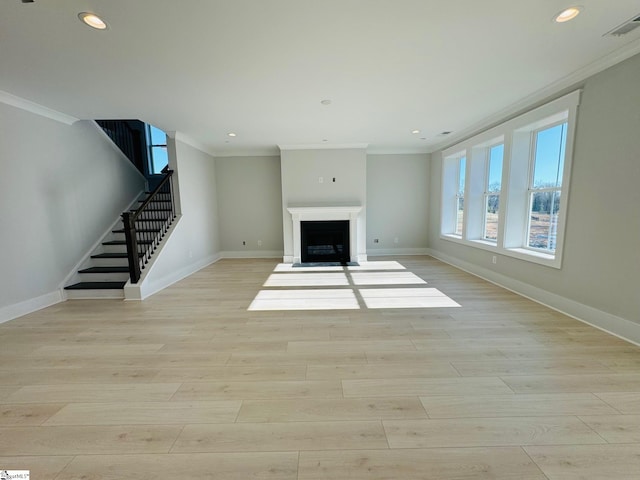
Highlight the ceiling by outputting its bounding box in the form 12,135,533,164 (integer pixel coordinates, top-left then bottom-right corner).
2,0,640,156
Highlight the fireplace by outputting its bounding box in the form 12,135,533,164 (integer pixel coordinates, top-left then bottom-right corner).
301,220,350,263
286,205,365,264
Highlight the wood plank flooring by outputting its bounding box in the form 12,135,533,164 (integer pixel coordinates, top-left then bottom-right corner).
1,256,640,479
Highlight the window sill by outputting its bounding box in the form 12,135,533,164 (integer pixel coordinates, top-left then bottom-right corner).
439,234,562,269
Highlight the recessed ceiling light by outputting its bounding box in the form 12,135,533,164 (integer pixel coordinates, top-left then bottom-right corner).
320,99,332,105
554,6,582,23
78,12,108,30
227,132,237,137
322,139,328,142
411,130,420,134
420,137,427,140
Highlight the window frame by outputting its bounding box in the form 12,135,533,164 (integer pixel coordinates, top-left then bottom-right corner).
482,142,504,243
146,124,168,175
439,90,580,269
441,151,467,238
455,156,466,237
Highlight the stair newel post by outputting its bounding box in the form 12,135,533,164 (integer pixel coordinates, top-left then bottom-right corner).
122,211,141,283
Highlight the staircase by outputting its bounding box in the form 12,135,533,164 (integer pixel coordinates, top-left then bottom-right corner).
64,191,174,299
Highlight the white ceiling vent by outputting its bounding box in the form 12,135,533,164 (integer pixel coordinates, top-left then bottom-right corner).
605,14,640,37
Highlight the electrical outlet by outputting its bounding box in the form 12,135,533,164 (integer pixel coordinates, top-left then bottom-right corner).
492,255,497,264
373,238,379,244
394,237,399,244
242,241,246,246
318,176,324,183
257,240,262,247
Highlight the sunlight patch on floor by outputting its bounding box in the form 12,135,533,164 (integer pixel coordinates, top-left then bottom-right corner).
271,261,406,272
264,273,349,287
273,264,345,272
250,261,460,311
248,289,359,311
350,272,426,286
360,288,461,309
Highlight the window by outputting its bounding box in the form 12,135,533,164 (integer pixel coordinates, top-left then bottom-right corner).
456,157,466,236
439,90,580,268
441,152,467,237
147,124,168,174
527,123,566,251
484,144,503,241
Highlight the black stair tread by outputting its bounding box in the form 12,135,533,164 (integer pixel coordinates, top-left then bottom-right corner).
65,281,126,290
112,228,161,233
78,267,129,273
91,252,130,259
102,240,153,245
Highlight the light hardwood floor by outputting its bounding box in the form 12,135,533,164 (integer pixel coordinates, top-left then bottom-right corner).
1,256,640,479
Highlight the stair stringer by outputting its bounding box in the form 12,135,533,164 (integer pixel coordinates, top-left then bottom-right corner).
60,190,145,299
124,215,221,300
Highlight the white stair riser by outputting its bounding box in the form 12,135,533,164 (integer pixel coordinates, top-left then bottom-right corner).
78,272,130,282
91,257,129,267
102,244,128,254
66,289,125,300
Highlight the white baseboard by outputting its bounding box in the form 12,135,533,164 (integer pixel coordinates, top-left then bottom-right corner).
368,248,429,256
0,290,64,325
427,248,640,347
219,250,283,259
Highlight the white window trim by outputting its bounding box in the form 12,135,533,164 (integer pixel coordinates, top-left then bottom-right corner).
482,142,503,243
441,151,467,238
439,90,581,269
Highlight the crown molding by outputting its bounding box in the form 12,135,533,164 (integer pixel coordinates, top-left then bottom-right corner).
0,90,78,125
278,143,369,151
428,37,640,153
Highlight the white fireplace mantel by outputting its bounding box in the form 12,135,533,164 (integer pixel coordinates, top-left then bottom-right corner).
286,205,365,264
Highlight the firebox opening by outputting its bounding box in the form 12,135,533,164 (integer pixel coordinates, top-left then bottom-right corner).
301,220,350,264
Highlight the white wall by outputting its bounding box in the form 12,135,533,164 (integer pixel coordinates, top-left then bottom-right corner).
0,103,145,321
428,52,640,341
280,148,367,261
215,156,283,257
367,154,429,255
132,137,221,299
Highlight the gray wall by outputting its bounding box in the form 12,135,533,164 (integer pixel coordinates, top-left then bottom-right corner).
0,103,145,315
428,52,640,329
138,138,221,297
215,156,283,255
367,154,429,253
280,148,367,260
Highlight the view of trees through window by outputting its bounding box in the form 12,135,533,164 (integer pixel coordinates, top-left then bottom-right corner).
440,91,578,266
484,144,503,241
528,123,567,251
456,157,466,235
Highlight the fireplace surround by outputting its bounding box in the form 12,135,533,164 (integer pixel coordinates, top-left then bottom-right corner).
286,205,364,264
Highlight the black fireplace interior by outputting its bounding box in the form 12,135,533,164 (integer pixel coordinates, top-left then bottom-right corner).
301,220,350,264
